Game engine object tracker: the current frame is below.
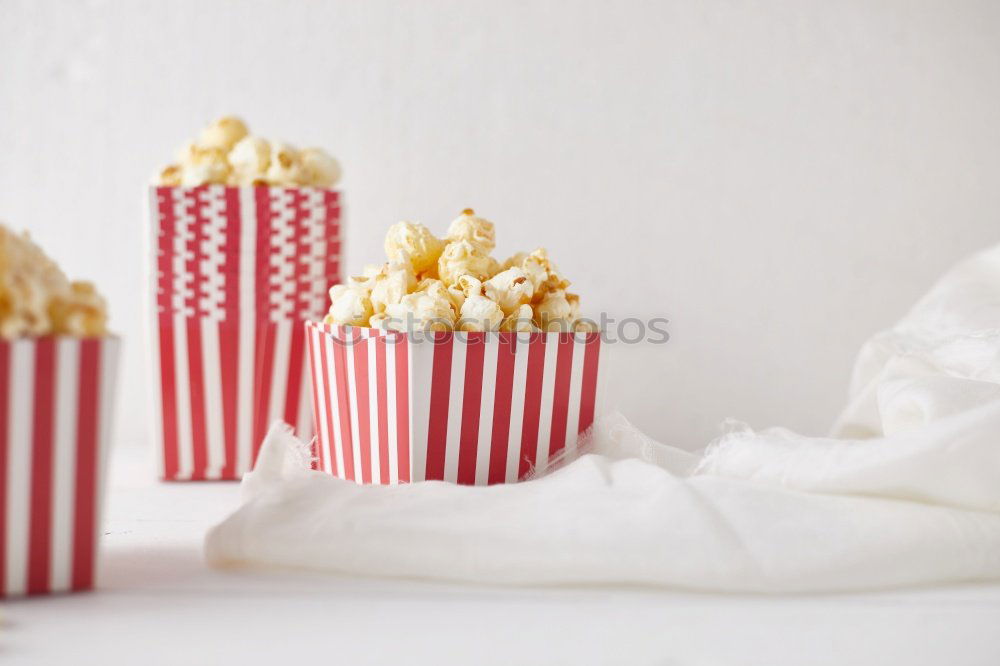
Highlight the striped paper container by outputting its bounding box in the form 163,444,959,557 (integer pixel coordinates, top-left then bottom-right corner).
0,336,120,598
148,185,341,481
305,322,602,485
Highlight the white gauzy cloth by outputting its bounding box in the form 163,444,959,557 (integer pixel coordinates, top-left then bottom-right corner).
205,245,1000,592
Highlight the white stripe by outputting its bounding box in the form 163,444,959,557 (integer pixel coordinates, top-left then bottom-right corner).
201,320,225,479
97,338,120,522
296,334,313,440
505,334,530,482
385,340,399,483
442,334,466,483
5,341,34,595
267,320,292,427
533,337,560,474
367,340,380,483
564,335,587,453
236,186,257,475
49,339,80,592
147,186,165,478
408,336,431,482
475,339,499,485
309,329,331,474
172,312,193,480
344,338,363,481
326,335,346,478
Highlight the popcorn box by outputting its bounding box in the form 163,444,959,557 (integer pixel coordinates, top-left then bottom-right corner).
305,322,602,485
148,185,341,480
0,336,120,597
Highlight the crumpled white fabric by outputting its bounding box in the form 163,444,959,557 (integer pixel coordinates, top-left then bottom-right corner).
204,244,1000,592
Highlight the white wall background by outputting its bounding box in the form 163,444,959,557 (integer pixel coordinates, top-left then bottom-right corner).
1,0,998,450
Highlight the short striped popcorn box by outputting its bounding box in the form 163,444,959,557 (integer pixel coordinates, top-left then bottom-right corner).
148,185,341,480
305,322,602,485
0,336,120,597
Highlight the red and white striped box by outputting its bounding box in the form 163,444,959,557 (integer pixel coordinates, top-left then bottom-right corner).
305,322,602,485
148,185,341,480
0,336,120,597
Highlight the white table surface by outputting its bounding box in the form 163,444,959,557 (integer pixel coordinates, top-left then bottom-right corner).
3,445,1000,666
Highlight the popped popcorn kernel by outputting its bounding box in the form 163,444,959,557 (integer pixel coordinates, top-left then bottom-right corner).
369,252,417,314
458,294,504,332
384,289,456,331
299,148,342,188
499,303,538,332
228,136,271,184
385,221,446,274
324,284,373,327
446,208,496,253
533,289,574,332
483,267,534,316
180,145,231,185
198,116,249,152
266,142,304,186
437,240,494,288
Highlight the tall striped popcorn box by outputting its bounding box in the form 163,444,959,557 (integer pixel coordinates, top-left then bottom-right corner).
148,185,341,481
305,322,602,485
0,336,120,597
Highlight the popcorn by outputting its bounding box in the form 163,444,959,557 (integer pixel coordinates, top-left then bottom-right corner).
505,248,569,301
458,294,503,332
384,289,456,332
369,252,417,314
266,142,304,186
228,136,271,184
323,284,373,327
325,209,590,333
533,289,574,331
437,240,495,288
157,117,342,188
384,222,445,274
299,148,342,188
446,208,495,252
0,224,109,338
180,146,231,185
499,304,538,332
483,267,534,316
197,116,249,152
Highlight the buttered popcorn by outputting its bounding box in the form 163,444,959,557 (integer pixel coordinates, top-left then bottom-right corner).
324,209,592,333
0,224,109,338
156,116,342,188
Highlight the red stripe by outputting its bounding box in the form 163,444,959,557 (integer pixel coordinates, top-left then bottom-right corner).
283,322,305,427
518,334,547,480
157,321,179,480
457,333,486,485
218,322,239,480
72,340,100,591
332,337,355,480
28,338,56,594
184,187,210,480
220,188,242,478
353,339,372,484
186,320,208,480
394,336,410,483
577,333,601,434
488,333,517,484
425,333,454,481
155,188,180,480
548,335,576,461
374,337,390,484
323,190,341,287
252,321,276,468
0,342,9,594
305,326,323,472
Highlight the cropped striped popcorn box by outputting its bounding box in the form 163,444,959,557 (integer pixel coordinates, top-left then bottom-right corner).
148,185,342,480
305,322,602,485
0,336,120,597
